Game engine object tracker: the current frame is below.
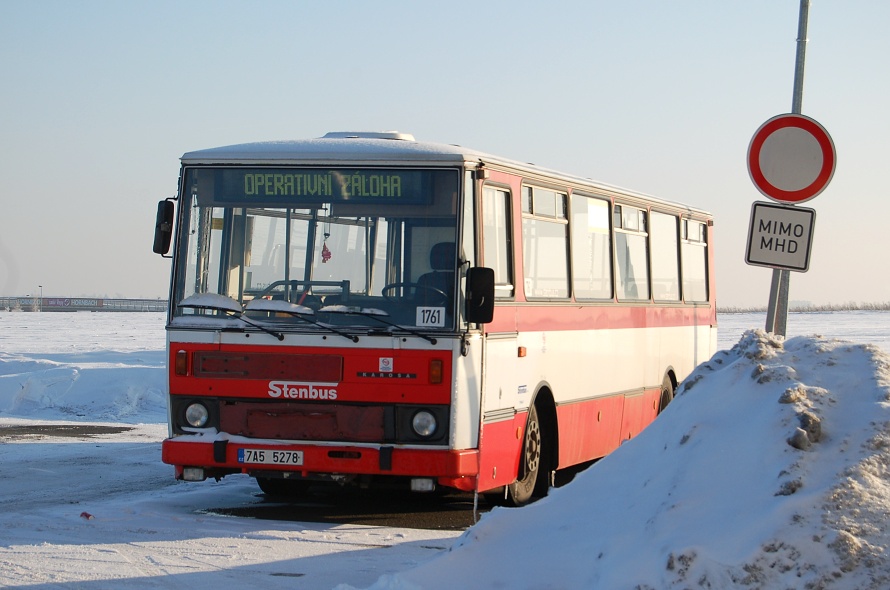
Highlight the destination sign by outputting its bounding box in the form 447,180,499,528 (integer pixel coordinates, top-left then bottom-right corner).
244,171,403,198
198,168,438,205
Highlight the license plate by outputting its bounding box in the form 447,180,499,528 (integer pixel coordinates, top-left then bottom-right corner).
237,448,303,466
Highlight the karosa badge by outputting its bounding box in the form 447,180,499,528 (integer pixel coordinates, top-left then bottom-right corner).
268,381,338,400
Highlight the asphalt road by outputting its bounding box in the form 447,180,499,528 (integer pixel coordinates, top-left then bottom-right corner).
208,485,488,531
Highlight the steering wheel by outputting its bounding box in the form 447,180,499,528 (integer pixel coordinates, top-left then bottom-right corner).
381,282,448,304
253,280,323,309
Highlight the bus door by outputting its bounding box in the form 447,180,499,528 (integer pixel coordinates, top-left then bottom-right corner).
476,185,526,492
478,328,528,492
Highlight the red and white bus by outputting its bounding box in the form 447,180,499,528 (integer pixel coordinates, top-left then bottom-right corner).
153,131,716,505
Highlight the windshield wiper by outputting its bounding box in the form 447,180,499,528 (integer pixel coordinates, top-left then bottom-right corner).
233,313,285,340
177,295,361,343
179,294,284,341
320,305,438,344
246,299,359,343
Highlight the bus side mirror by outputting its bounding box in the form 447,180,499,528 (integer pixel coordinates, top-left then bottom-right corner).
465,267,495,324
153,200,175,256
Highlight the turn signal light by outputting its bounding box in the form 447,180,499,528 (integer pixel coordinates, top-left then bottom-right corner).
429,359,443,384
175,350,189,376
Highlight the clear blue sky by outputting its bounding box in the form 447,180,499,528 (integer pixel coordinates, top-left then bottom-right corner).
1,1,887,307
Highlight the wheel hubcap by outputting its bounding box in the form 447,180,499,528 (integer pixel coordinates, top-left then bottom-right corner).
525,420,541,473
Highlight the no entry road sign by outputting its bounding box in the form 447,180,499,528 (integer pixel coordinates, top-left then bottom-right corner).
747,113,836,204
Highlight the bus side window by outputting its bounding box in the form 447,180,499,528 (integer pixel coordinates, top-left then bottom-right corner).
571,194,612,300
522,186,569,299
650,211,680,301
682,220,708,302
482,186,514,298
614,205,650,301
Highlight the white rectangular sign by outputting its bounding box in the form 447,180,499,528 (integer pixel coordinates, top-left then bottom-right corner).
416,306,445,327
745,201,816,272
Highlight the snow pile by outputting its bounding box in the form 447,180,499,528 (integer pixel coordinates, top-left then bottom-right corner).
0,313,167,423
0,353,166,422
356,330,890,590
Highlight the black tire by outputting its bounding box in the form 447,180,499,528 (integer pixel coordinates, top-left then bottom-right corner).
256,476,310,498
658,374,674,414
506,404,543,506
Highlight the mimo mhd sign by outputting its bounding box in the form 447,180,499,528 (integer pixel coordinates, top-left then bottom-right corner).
745,201,816,272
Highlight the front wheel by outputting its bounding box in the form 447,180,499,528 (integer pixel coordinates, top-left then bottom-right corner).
505,404,544,506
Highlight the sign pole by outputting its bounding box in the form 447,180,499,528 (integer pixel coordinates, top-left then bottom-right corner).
765,0,810,336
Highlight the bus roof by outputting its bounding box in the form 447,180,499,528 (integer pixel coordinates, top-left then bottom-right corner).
181,133,483,166
181,132,711,217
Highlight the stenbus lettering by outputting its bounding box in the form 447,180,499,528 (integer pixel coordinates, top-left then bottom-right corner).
268,381,338,400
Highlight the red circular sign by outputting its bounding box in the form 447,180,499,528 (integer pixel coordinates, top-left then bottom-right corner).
747,113,836,204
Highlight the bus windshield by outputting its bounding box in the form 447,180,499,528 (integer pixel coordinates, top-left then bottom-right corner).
172,167,461,331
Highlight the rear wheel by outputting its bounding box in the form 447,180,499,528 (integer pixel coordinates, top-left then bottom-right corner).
658,374,674,414
505,404,544,506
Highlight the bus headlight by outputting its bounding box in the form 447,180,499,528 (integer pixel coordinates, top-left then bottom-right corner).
185,403,210,428
411,410,437,438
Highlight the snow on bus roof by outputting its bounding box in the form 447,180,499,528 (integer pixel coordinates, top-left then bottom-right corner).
181,132,710,216
180,133,478,164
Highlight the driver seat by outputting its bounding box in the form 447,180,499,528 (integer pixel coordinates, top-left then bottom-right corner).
416,242,455,307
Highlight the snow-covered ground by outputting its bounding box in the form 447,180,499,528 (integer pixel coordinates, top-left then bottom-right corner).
1,311,889,589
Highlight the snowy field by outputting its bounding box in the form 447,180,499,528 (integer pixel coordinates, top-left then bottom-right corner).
1,310,889,589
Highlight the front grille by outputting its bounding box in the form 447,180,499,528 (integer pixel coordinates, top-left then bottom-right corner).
220,401,385,442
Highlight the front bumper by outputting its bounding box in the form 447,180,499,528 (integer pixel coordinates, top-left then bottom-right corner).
162,437,479,491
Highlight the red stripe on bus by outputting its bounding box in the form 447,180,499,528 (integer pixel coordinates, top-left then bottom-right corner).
486,303,715,333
